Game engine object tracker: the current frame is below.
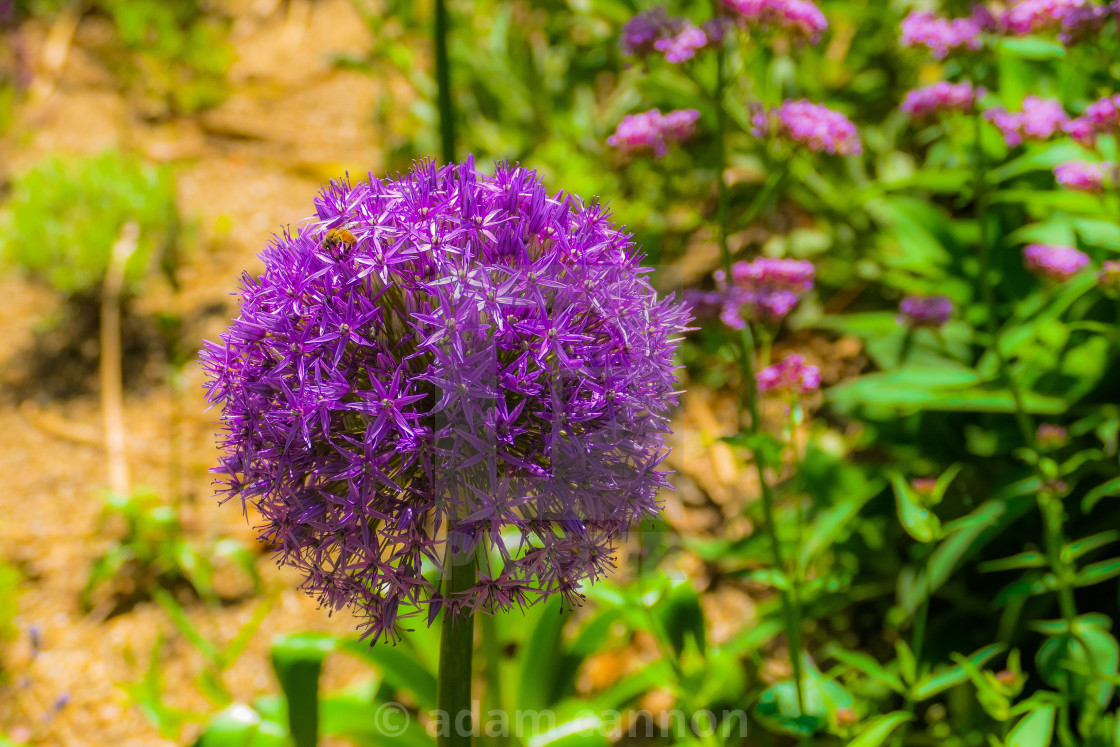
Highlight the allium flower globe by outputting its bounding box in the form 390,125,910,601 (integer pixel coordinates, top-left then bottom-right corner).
202,159,690,642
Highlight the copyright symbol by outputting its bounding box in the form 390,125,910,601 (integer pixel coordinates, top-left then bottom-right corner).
375,702,409,736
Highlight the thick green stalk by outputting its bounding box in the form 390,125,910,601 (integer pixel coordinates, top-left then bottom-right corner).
434,0,455,163
437,552,476,747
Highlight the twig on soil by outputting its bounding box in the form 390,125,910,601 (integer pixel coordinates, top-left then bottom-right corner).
101,222,139,498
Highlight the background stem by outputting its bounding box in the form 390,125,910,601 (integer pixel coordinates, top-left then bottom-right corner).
434,0,455,164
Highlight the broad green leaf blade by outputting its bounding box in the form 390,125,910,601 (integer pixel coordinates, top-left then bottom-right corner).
1007,706,1055,747
270,633,334,747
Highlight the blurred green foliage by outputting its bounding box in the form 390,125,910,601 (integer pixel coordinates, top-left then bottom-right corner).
0,150,179,297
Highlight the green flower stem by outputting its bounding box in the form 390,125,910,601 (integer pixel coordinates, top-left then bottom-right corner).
711,14,804,715
434,0,455,164
437,551,476,747
973,110,1095,736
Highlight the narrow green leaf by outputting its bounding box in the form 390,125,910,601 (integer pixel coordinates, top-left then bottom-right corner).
979,551,1048,573
891,473,941,543
1083,477,1120,513
339,638,438,710
1074,559,1120,588
912,644,1006,701
823,645,906,694
848,712,913,747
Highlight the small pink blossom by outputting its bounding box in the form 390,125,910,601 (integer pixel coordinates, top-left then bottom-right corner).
984,96,1069,147
607,109,700,156
1053,161,1109,192
725,0,828,42
901,82,986,119
898,295,953,328
756,355,821,394
755,99,862,155
1023,243,1091,281
654,23,708,62
1100,260,1120,292
900,8,990,57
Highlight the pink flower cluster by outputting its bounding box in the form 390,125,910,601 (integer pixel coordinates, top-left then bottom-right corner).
1023,243,1091,281
1000,0,1116,43
620,8,719,63
714,258,816,329
898,295,953,328
754,100,862,155
655,23,709,62
900,82,985,119
1064,94,1120,145
984,96,1069,147
756,355,821,394
1053,161,1110,192
900,8,994,58
725,0,829,42
607,109,701,156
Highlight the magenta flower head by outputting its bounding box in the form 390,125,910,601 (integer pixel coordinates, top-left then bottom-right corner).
655,22,709,62
900,8,990,57
621,7,675,56
608,108,700,156
984,96,1069,147
201,159,691,642
901,82,985,119
898,295,953,328
1080,94,1120,138
725,0,829,43
713,258,815,329
1000,0,1114,42
754,100,862,155
1053,161,1109,192
756,354,821,395
1023,243,1091,281
1036,423,1069,450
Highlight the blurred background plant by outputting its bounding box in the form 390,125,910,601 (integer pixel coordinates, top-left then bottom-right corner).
0,0,1119,745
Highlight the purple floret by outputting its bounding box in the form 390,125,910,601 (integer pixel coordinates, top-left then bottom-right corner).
201,159,690,642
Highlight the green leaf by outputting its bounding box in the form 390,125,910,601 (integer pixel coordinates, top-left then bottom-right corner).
518,595,567,711
1006,706,1056,747
912,644,1006,701
848,712,913,747
896,640,918,685
823,645,906,694
1074,559,1120,588
193,704,286,747
1083,477,1120,513
979,552,1048,573
270,633,335,747
997,37,1066,59
1063,532,1119,564
320,692,432,747
526,713,610,747
755,677,851,737
339,638,438,710
891,473,941,543
152,588,217,664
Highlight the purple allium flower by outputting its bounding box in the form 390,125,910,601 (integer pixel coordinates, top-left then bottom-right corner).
754,100,862,155
1023,243,1091,281
1054,161,1109,192
725,0,829,42
608,108,700,156
756,354,821,394
898,295,953,328
201,159,690,642
621,7,676,56
901,82,985,119
655,22,708,62
1100,260,1120,292
900,8,989,57
984,96,1069,147
1036,423,1069,449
